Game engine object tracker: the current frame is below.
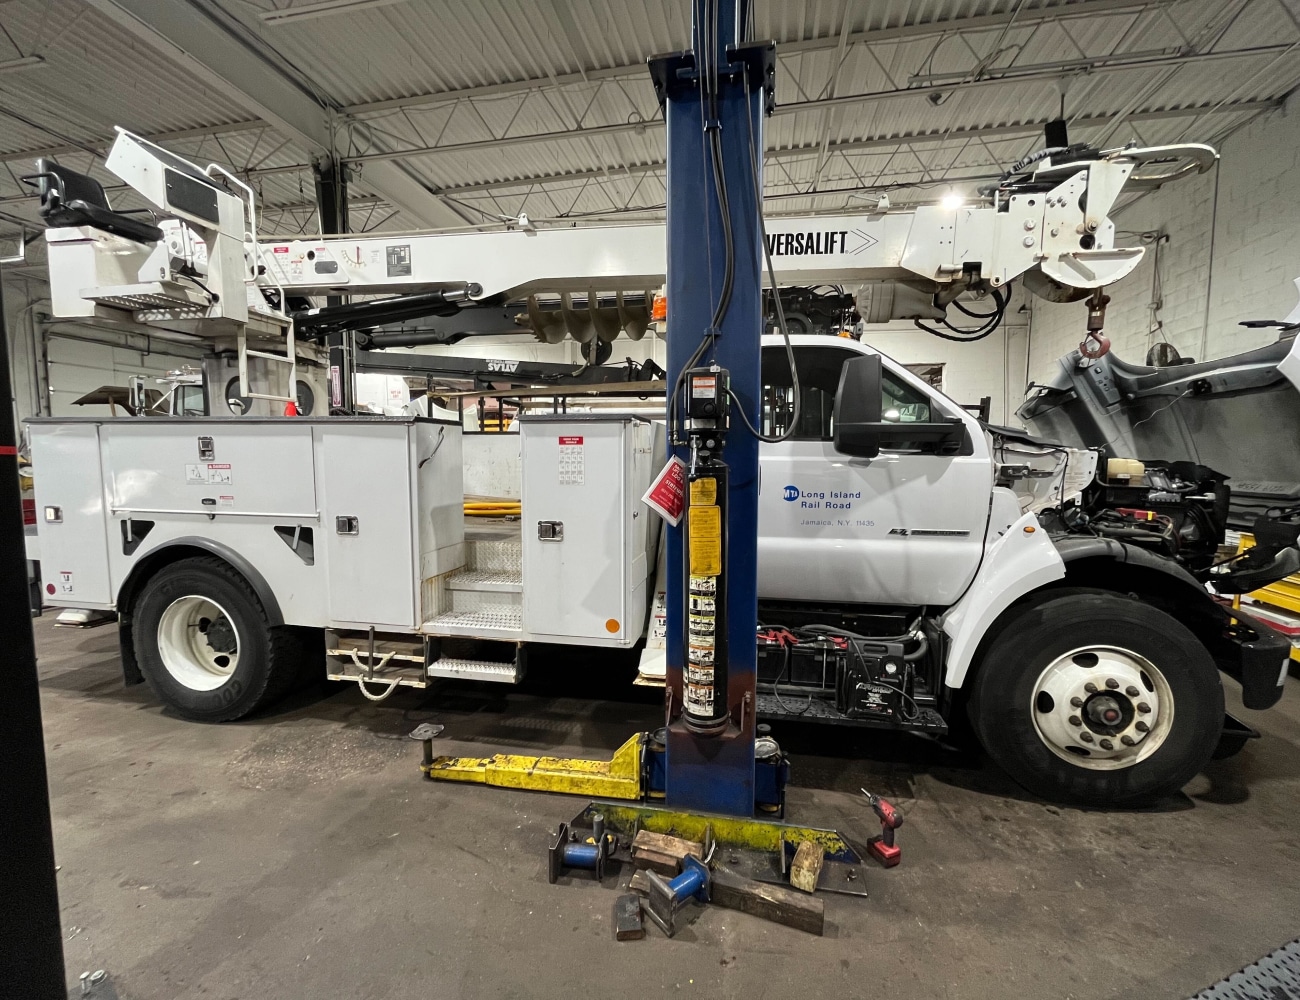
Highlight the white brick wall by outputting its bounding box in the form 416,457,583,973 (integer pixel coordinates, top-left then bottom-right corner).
1028,102,1300,380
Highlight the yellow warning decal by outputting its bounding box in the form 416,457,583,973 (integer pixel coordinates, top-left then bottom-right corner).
689,504,722,576
689,477,717,506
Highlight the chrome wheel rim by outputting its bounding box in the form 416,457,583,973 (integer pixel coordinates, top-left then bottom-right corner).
1030,645,1173,770
156,595,241,692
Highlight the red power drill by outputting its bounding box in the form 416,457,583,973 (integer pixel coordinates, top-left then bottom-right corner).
861,788,903,868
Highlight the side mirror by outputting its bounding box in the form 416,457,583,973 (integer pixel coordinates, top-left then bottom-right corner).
832,355,883,458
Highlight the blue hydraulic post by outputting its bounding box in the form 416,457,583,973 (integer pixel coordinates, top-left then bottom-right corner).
649,2,774,816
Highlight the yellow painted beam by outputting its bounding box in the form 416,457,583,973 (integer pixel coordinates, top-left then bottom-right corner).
423,733,644,800
581,803,861,863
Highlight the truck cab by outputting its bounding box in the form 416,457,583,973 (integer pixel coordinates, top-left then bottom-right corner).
757,335,991,607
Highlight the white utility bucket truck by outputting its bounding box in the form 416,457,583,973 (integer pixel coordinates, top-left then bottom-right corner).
23,129,1299,805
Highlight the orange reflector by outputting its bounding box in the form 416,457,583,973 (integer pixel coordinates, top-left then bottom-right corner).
606,618,620,634
651,293,667,322
1023,525,1036,533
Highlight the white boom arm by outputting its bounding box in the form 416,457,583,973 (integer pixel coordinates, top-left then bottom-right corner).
41,130,1216,343
256,144,1216,307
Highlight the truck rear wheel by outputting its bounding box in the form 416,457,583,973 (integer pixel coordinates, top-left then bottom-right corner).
969,592,1223,806
133,556,302,722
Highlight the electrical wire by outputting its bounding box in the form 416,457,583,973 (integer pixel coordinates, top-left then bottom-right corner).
770,643,812,715
724,67,803,444
176,272,220,305
666,1,735,447
914,283,1009,343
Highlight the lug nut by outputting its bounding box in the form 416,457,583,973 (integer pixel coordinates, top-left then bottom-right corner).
1105,678,1119,689
1099,739,1114,750
1069,715,1082,727
1120,735,1136,746
1079,732,1095,743
1126,685,1140,697
1085,682,1098,693
1135,720,1150,733
1070,696,1083,707
1137,702,1151,714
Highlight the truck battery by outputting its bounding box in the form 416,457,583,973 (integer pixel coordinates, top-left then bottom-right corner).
756,630,846,690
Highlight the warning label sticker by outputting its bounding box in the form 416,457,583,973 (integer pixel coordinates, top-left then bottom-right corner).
186,464,233,485
59,570,73,594
217,496,235,508
688,505,722,576
558,435,584,485
691,376,716,398
689,477,717,506
386,244,412,277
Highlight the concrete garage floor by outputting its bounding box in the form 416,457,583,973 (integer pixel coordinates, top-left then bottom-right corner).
35,617,1300,1000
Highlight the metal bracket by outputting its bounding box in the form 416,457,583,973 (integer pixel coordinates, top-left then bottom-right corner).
648,42,776,115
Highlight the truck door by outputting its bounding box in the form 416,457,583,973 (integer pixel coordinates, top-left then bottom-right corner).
757,343,992,606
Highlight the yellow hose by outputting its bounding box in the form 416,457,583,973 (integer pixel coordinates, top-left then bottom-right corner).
464,500,521,517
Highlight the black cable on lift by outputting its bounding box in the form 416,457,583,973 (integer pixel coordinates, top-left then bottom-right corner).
915,283,1009,343
723,62,803,444
667,0,738,446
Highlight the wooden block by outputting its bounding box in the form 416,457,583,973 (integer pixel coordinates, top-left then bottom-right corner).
711,866,825,936
615,893,645,941
632,830,704,860
628,869,654,897
632,849,682,877
789,840,824,894
631,830,704,877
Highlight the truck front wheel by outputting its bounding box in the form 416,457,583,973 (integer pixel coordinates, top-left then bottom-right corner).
969,592,1223,806
133,556,302,722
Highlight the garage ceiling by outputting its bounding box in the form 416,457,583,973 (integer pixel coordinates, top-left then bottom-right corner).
2,0,1298,267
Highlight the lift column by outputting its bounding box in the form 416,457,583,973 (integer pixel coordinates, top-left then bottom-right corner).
650,1,774,816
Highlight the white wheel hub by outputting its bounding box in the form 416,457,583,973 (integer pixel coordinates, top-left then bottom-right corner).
1030,645,1173,770
156,595,241,692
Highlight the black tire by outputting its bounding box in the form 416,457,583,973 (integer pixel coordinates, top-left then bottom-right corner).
968,591,1223,806
132,556,304,722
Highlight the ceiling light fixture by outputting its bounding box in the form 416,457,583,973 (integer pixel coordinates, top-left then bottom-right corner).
941,192,964,210
260,0,413,26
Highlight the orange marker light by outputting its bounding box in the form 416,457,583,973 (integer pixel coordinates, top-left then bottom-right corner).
605,618,620,634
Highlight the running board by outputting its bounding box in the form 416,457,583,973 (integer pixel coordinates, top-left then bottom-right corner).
427,655,524,683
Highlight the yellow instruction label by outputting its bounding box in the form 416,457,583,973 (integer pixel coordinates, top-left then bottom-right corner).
689,504,722,576
689,477,717,506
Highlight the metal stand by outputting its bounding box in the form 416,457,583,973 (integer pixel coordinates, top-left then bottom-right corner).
0,267,67,995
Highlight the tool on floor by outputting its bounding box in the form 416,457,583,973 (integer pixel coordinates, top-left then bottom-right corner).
547,815,616,883
614,893,644,941
861,788,903,867
643,854,711,937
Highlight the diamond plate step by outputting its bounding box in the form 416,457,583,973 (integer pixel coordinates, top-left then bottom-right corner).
1190,937,1300,999
446,568,523,593
427,657,522,683
467,538,522,574
424,606,523,639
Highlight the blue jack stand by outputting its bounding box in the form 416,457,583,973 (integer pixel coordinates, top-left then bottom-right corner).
650,0,776,818
547,814,615,883
643,855,712,937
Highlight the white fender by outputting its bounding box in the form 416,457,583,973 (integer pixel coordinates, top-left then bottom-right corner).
940,511,1066,689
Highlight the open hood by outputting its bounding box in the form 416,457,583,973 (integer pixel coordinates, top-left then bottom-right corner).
1018,333,1300,527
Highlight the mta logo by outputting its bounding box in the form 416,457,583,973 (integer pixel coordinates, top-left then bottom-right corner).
783,485,800,502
